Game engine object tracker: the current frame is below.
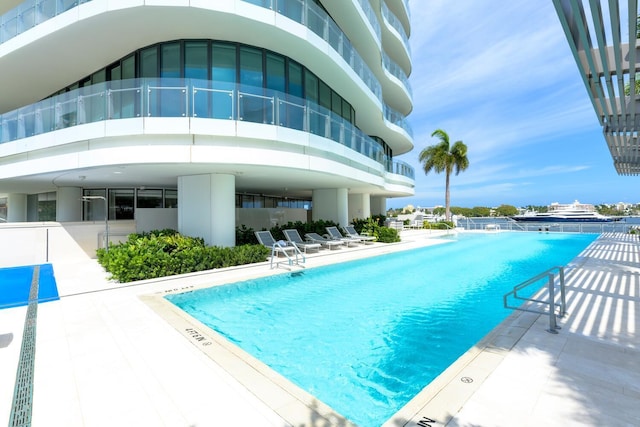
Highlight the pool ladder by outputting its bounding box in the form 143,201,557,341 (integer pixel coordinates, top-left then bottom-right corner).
270,241,306,269
503,266,566,333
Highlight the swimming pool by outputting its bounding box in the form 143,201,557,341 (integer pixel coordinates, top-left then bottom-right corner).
166,232,597,426
0,264,59,309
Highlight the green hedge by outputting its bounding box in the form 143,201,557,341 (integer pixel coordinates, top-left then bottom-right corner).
96,229,269,283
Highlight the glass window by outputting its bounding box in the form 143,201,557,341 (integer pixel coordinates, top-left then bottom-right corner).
122,55,135,79
266,53,285,92
82,189,107,221
288,61,303,98
165,190,178,208
139,46,158,78
185,41,208,80
108,189,134,220
304,71,318,103
91,69,106,85
211,43,236,89
161,43,181,78
37,192,56,221
242,194,254,208
109,64,121,81
319,80,331,109
240,46,263,89
331,90,341,116
0,197,6,223
136,189,163,208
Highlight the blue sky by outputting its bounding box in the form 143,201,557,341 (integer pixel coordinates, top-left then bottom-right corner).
392,1,639,209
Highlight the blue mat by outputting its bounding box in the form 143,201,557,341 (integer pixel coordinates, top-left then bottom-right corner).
0,264,59,309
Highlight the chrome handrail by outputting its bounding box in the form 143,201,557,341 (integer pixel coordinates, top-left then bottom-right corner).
503,266,566,334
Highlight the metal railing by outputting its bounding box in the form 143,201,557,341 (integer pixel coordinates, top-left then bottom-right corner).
503,266,566,334
457,217,635,234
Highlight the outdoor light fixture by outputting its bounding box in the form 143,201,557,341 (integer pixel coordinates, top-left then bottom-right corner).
81,195,109,252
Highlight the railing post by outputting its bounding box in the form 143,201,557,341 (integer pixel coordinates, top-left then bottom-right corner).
547,273,558,334
558,267,566,317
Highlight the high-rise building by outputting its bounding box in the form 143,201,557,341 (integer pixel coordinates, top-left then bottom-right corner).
0,0,414,246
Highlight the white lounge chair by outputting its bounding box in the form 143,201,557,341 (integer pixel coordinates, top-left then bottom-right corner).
325,226,361,246
342,225,376,244
304,232,344,250
255,231,304,269
283,229,321,253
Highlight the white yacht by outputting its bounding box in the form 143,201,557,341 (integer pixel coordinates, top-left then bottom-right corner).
512,201,619,223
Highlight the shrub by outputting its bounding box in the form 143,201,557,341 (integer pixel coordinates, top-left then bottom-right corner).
269,219,339,241
97,230,269,283
375,226,400,243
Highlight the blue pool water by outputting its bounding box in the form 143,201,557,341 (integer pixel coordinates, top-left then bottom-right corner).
0,264,59,309
167,232,597,426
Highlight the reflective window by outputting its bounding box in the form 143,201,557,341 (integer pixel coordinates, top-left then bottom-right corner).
211,43,236,89
37,192,56,221
136,189,163,208
165,190,178,208
139,47,158,78
108,189,134,220
185,41,208,80
161,43,181,78
82,190,107,221
266,53,285,92
240,46,263,89
288,61,303,98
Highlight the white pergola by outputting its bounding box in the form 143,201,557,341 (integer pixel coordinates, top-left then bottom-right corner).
553,0,640,175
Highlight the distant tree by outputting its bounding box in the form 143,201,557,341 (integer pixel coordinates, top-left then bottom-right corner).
433,207,446,216
419,129,469,221
471,206,491,217
495,204,518,217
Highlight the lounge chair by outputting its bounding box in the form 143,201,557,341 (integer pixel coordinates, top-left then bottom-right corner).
255,231,304,269
342,225,376,244
283,229,321,253
304,232,344,250
325,226,361,246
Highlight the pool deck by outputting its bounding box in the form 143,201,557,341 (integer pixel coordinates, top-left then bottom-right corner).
0,230,638,426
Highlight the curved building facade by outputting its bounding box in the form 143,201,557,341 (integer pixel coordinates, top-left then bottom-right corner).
0,0,414,246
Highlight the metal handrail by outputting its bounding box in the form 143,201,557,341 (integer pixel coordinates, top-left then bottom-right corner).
503,266,566,334
270,240,305,269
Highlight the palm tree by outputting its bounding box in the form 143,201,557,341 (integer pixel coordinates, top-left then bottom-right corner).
419,129,469,221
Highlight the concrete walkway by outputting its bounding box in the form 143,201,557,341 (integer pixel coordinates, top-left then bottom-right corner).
0,231,638,426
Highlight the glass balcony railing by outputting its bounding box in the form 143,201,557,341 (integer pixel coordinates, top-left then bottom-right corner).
0,0,92,44
0,78,414,180
384,104,413,138
382,50,412,97
381,1,411,56
354,0,381,44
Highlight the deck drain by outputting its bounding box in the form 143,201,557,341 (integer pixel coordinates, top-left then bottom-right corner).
460,376,474,383
9,266,40,427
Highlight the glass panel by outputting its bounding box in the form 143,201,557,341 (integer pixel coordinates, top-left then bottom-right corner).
80,83,107,123
161,42,180,78
239,91,273,124
185,41,208,79
0,197,7,223
108,188,134,220
136,189,163,208
304,71,318,103
318,80,331,109
109,64,121,81
109,79,142,119
278,98,304,130
212,43,236,89
266,53,285,92
242,194,254,208
193,82,233,119
165,189,178,208
37,192,56,221
240,46,263,90
277,0,303,22
331,90,341,116
139,47,158,78
91,69,106,85
288,61,303,98
83,189,107,221
122,55,135,79
148,80,187,117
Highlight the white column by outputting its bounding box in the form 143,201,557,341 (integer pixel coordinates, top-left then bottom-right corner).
348,193,371,223
178,174,236,247
7,194,27,222
370,196,387,217
56,187,83,222
312,188,348,226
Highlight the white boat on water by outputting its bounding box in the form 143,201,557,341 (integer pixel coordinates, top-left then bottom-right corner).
512,200,620,223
